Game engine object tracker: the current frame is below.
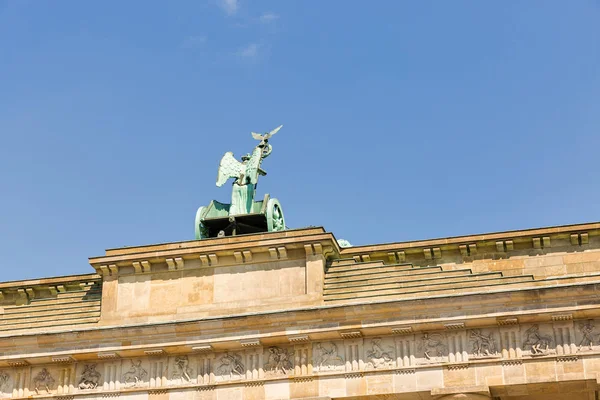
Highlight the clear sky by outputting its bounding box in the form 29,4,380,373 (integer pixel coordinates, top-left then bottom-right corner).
0,1,599,281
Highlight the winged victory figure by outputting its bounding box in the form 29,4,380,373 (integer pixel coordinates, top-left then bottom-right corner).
216,125,282,215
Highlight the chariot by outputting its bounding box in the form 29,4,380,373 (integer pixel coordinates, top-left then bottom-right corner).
194,125,286,240
195,194,285,239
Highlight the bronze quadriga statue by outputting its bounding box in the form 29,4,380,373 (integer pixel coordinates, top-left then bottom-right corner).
195,125,286,239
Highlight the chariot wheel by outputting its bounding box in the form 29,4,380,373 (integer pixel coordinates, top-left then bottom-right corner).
195,206,208,239
266,198,285,232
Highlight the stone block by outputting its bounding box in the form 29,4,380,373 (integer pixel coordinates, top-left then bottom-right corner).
366,372,393,395
345,374,367,396
555,359,585,381
523,255,564,268
443,366,476,388
524,360,556,383
216,385,243,400
503,363,527,385
583,357,600,379
483,259,525,274
563,250,600,264
194,388,217,400
244,383,265,400
318,376,346,398
393,370,417,392
416,367,443,390
475,364,503,386
290,379,318,399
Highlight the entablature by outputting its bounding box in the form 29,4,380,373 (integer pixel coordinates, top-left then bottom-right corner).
3,280,600,365
89,228,339,277
341,221,600,267
0,274,100,306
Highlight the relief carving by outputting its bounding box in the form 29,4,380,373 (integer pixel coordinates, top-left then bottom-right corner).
122,360,148,387
523,324,554,355
419,332,447,362
365,338,394,369
215,353,245,377
0,371,9,392
264,347,294,375
33,368,55,394
469,329,499,358
314,342,344,370
78,364,101,390
578,320,600,351
172,356,194,382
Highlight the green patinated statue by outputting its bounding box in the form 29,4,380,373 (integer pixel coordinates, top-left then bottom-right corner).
216,125,281,215
195,126,286,239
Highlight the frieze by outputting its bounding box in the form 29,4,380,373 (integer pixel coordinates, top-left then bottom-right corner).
313,342,345,372
6,319,600,398
418,332,447,363
365,337,395,370
523,324,555,356
469,329,500,359
78,364,101,390
0,370,11,395
170,355,194,384
122,359,148,388
578,320,600,351
33,368,55,394
264,346,294,376
214,353,244,381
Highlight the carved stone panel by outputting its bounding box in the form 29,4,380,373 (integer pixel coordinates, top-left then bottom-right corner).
523,324,555,356
364,337,395,370
122,359,149,388
169,355,195,385
77,364,101,390
417,332,447,364
313,341,345,372
214,353,245,382
0,370,12,397
577,319,600,352
32,367,56,395
263,346,294,376
468,329,500,359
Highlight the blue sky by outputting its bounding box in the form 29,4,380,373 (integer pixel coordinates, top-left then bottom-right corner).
0,1,599,281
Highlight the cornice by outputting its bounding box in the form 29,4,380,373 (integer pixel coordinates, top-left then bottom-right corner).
99,227,328,257
342,221,600,255
88,229,340,277
3,279,600,361
0,273,100,290
0,275,100,306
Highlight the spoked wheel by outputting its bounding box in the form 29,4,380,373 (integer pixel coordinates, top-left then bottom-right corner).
195,206,208,239
266,198,285,232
